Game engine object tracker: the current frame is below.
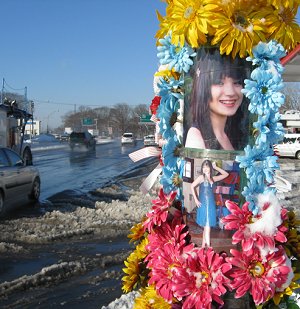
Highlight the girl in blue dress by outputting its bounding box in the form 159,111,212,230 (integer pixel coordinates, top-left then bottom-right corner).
191,160,229,248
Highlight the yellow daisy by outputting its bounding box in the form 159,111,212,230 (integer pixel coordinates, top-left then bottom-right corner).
128,221,146,244
135,237,150,260
273,272,300,305
122,252,141,293
154,68,181,81
166,0,218,48
211,0,268,58
267,0,300,9
155,10,172,42
264,4,300,51
133,286,171,309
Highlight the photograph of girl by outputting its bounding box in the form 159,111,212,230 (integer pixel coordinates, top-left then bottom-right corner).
184,47,251,151
191,159,229,248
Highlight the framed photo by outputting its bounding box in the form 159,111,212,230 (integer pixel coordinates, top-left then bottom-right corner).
182,47,251,252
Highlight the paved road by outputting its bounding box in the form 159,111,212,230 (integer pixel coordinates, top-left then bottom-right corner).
31,139,145,201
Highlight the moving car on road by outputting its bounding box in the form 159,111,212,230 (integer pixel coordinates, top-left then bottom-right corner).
0,147,40,215
69,131,96,150
121,133,136,145
143,135,157,147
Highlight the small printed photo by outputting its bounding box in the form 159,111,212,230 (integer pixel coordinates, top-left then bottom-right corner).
182,157,241,253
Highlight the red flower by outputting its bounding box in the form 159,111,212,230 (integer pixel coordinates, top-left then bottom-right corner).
150,96,161,115
143,188,177,233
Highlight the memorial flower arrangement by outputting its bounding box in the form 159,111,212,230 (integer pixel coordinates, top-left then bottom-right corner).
122,0,300,308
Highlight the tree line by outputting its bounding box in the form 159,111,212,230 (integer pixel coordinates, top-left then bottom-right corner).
57,103,153,138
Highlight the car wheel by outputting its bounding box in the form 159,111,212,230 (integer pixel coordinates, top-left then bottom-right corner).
23,147,33,166
0,192,4,215
29,178,40,201
296,151,300,160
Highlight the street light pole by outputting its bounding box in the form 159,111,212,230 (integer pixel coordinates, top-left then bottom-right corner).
46,110,59,133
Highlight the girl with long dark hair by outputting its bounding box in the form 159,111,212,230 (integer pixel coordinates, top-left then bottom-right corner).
185,48,251,150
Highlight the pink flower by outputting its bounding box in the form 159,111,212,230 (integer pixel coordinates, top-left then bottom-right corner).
222,200,252,231
172,247,232,308
222,200,287,256
146,218,190,254
147,242,193,303
228,247,291,305
143,189,177,233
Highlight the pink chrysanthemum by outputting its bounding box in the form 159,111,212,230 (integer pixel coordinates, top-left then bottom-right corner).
146,217,190,254
222,200,287,256
146,242,193,303
143,188,177,233
172,247,232,308
228,247,291,305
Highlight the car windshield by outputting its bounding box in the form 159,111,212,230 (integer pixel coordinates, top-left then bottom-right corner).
123,134,133,138
70,133,85,138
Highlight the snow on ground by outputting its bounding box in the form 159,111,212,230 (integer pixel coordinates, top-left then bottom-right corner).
0,187,152,250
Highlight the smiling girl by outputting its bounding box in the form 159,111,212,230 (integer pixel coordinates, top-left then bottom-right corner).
184,48,251,150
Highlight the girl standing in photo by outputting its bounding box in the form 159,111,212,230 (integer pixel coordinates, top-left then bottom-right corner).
191,160,229,248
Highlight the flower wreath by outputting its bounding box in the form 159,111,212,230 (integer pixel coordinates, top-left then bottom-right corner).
122,1,300,308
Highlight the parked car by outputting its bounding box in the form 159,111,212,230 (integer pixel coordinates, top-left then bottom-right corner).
121,133,136,145
274,134,300,159
143,135,157,146
0,147,40,215
69,131,96,150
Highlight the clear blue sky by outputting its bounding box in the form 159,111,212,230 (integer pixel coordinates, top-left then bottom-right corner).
0,1,299,131
0,0,166,130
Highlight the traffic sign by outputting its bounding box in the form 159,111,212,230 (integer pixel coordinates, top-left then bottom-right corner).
82,118,93,125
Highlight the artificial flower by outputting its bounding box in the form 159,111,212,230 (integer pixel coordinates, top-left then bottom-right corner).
157,34,196,73
160,164,180,194
211,1,267,58
273,271,300,305
150,96,161,115
246,40,286,72
122,251,143,293
135,237,150,260
265,4,300,51
228,247,291,305
128,220,147,244
242,69,285,115
147,242,190,303
172,247,232,308
253,111,285,146
133,285,171,309
146,218,190,255
143,188,177,233
166,0,217,48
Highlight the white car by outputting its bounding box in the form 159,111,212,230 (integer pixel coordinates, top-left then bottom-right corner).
121,133,136,145
0,147,40,215
143,135,157,147
274,134,300,159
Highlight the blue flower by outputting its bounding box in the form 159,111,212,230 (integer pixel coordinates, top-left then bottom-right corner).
254,112,285,146
242,69,285,115
162,135,180,168
246,40,286,73
157,35,196,73
158,76,184,102
160,165,179,193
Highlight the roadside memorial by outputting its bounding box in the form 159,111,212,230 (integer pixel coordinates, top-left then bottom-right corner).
123,1,300,308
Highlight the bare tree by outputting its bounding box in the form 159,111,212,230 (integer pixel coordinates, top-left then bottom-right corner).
281,83,300,113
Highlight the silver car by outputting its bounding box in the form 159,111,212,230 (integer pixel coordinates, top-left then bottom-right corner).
0,147,40,215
